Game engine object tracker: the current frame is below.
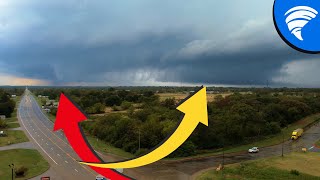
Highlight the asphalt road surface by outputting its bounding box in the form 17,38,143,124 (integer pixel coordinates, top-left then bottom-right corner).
19,92,97,179
18,91,320,180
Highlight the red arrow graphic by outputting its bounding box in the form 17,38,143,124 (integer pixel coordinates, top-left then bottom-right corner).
53,93,132,180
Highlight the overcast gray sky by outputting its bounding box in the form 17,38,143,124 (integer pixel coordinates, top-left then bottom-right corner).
0,0,319,87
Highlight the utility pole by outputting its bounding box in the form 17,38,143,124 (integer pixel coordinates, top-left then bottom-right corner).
9,163,14,180
222,145,225,167
138,129,141,152
282,131,284,157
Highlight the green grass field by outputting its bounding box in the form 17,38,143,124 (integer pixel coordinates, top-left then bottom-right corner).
0,96,29,147
87,135,134,158
0,149,49,180
197,152,320,180
0,130,29,147
6,123,20,129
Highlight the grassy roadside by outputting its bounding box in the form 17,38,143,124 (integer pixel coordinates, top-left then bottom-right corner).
0,130,29,146
86,136,134,158
197,152,320,180
0,149,49,180
6,123,20,129
5,96,21,124
0,96,29,147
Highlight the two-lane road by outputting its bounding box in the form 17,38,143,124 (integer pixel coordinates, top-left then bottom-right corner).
19,92,97,179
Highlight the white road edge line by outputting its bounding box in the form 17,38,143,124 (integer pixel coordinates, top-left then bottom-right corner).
29,95,96,177
19,105,58,165
34,96,106,158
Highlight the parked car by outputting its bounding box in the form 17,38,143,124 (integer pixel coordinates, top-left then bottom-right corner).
248,147,259,153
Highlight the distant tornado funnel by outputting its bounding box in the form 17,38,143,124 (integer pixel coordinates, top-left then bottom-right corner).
285,6,318,41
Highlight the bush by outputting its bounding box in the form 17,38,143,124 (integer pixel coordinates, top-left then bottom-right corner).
0,120,7,128
112,105,120,111
15,166,28,177
134,148,149,156
169,141,196,158
290,169,300,176
121,101,132,110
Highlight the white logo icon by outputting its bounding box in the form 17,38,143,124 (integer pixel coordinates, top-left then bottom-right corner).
285,6,318,41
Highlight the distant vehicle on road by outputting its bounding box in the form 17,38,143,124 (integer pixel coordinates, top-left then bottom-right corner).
248,147,259,153
95,169,123,180
96,174,107,180
291,128,303,140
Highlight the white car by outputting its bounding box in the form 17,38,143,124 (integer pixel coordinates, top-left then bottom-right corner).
96,174,107,180
248,147,259,153
0,131,6,137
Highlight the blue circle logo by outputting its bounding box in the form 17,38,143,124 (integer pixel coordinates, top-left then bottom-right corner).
273,0,320,53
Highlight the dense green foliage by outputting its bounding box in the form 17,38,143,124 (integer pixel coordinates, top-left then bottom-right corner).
82,97,180,155
0,120,7,128
191,93,318,150
0,90,15,117
29,87,320,157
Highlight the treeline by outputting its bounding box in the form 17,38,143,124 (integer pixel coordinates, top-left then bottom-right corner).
33,88,162,114
0,90,16,118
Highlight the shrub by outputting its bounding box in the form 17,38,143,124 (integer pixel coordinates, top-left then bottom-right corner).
15,166,28,177
112,105,120,111
134,148,149,156
121,101,132,110
290,169,300,176
169,141,196,157
0,120,7,128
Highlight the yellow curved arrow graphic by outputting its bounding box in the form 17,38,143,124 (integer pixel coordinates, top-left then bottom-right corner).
80,86,208,169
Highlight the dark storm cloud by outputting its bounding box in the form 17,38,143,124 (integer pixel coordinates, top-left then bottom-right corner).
0,0,318,86
0,30,314,86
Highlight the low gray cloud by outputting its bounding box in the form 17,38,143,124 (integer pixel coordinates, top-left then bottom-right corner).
0,1,318,87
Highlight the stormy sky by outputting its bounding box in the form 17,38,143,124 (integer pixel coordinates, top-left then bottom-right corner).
0,0,319,87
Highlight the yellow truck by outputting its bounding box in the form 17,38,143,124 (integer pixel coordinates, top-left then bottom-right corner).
291,128,303,140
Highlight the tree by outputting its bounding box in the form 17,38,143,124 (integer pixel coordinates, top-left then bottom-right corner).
105,95,122,106
121,101,132,110
161,98,176,109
